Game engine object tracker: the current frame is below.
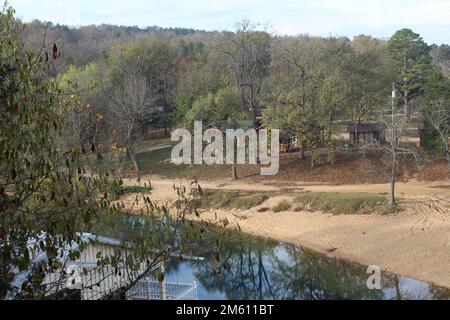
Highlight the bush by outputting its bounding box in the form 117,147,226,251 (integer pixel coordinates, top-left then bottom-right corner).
272,201,292,213
230,194,269,210
121,186,151,194
200,191,269,210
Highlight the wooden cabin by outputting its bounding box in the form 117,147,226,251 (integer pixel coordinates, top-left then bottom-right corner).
347,123,386,146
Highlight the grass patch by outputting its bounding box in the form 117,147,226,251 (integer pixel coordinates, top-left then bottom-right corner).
294,192,393,214
230,194,269,210
121,186,151,194
133,148,173,172
272,200,292,213
200,191,269,211
125,148,227,179
135,138,173,153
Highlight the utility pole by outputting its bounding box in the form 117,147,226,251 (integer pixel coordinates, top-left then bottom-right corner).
390,84,397,205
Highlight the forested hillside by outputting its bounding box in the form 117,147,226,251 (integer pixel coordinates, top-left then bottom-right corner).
21,20,220,72
20,19,449,173
21,19,450,78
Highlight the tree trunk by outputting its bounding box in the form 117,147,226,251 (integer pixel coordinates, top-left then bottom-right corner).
231,138,238,180
127,146,141,181
232,164,238,180
446,150,450,171
159,262,167,301
91,122,103,160
390,151,396,206
95,145,103,160
299,145,305,160
404,94,410,121
394,276,402,300
403,56,410,121
310,151,315,170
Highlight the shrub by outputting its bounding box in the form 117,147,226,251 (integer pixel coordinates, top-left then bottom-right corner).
272,201,292,213
200,191,269,210
121,186,152,194
230,194,269,210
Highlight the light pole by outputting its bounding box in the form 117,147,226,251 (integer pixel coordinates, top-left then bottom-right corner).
390,84,397,205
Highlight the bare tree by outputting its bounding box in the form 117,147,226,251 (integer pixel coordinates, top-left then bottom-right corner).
218,19,271,127
60,95,104,160
382,85,418,205
106,72,149,180
422,100,450,169
359,85,419,205
283,46,314,160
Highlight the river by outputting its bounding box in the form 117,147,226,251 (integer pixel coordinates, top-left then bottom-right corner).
162,234,449,300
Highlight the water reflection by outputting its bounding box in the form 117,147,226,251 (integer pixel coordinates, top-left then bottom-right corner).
165,235,449,300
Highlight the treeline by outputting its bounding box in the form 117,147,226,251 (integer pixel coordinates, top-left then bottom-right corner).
21,19,220,72
21,19,450,77
22,19,450,171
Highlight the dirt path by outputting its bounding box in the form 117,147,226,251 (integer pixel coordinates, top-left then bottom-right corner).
121,176,450,289
128,175,450,197
136,144,172,154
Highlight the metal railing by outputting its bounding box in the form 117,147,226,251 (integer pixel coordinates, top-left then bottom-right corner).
128,278,198,300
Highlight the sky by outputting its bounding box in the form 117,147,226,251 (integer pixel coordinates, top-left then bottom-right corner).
7,0,450,45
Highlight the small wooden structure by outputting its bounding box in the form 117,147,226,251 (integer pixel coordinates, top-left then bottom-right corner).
347,123,386,146
144,127,172,139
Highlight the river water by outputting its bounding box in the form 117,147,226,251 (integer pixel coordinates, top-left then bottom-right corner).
163,235,449,300
97,214,449,300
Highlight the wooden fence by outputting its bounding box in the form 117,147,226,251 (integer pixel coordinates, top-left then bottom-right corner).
144,128,172,139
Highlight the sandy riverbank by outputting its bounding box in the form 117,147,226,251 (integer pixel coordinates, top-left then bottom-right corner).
121,177,450,289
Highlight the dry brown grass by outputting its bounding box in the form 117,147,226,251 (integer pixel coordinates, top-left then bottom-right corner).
417,162,450,181
129,144,449,185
